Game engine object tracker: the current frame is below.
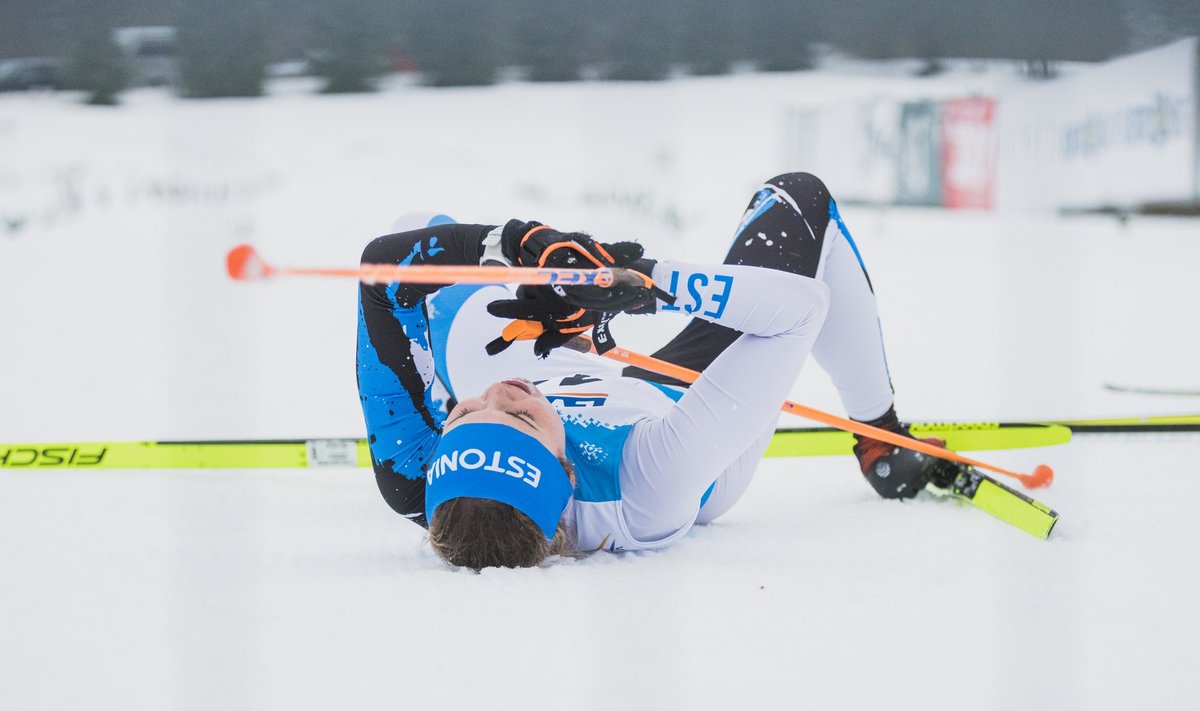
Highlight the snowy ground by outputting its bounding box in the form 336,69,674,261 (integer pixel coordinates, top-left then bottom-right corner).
1,70,1199,710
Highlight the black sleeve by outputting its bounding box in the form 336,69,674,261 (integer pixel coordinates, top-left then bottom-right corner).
359,223,495,306
357,222,496,527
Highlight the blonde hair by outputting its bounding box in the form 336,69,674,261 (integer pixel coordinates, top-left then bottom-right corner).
428,457,576,570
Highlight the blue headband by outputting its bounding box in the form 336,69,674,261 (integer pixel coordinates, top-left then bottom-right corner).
425,423,573,540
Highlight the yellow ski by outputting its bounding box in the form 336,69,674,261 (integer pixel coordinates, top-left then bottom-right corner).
1,421,1072,470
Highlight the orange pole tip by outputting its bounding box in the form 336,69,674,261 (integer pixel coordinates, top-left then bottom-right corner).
226,244,270,281
1027,464,1054,489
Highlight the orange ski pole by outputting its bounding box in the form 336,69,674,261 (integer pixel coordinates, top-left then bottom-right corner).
225,244,619,288
566,337,1054,489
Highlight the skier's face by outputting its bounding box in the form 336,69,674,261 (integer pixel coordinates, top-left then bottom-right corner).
443,378,568,475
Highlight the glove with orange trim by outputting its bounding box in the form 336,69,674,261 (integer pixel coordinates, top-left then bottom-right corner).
485,221,674,357
492,220,672,312
485,286,618,358
497,219,615,269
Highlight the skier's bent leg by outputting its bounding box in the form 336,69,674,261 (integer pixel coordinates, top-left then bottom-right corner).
626,172,942,499
694,422,778,524
808,210,894,421
625,172,837,382
635,171,895,419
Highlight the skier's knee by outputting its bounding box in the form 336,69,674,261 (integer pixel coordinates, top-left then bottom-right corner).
766,171,829,192
765,172,832,211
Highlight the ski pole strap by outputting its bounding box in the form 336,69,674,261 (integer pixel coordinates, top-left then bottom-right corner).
590,312,618,354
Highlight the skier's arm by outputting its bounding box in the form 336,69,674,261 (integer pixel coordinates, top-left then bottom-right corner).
620,261,830,536
360,223,494,306
357,224,495,525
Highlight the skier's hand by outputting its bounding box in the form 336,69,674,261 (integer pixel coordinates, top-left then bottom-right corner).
499,219,616,269
496,219,674,313
485,285,618,358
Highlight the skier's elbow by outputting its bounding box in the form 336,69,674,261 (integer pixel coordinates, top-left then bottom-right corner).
361,234,391,265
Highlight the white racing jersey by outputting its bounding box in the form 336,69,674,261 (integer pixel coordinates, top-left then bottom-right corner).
427,259,831,552
544,370,688,553
360,188,896,551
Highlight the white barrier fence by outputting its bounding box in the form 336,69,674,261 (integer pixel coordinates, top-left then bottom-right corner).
786,37,1199,212
996,37,1198,211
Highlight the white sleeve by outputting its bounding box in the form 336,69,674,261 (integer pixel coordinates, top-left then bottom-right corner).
618,261,830,540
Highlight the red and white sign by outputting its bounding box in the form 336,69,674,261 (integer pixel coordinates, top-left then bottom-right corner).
941,97,996,209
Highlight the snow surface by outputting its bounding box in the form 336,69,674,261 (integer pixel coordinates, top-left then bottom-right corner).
1,69,1199,710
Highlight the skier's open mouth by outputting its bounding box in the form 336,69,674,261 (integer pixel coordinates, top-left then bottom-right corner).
502,379,535,395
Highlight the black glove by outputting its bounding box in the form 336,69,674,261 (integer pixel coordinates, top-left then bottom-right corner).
485,285,620,358
499,219,615,268
497,220,673,313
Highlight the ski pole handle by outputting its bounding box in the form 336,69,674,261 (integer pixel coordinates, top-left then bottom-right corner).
226,244,617,287
564,336,1054,489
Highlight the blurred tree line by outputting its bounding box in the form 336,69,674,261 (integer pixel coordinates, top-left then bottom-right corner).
3,0,1198,102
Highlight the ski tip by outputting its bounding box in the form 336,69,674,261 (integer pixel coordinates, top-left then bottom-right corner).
1027,464,1054,489
226,244,270,281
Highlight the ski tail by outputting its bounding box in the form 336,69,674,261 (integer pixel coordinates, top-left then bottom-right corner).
930,465,1059,539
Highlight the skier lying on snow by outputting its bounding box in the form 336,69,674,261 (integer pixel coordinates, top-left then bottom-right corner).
357,172,957,569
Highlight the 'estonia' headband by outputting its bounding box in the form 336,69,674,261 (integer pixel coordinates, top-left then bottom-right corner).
425,423,573,540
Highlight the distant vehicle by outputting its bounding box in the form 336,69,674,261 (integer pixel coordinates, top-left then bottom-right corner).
114,26,179,87
0,58,66,91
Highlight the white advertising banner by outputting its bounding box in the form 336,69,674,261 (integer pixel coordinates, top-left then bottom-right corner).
995,37,1199,210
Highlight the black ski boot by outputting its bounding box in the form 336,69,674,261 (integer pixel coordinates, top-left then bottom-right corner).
852,406,946,500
